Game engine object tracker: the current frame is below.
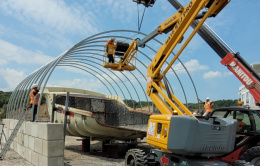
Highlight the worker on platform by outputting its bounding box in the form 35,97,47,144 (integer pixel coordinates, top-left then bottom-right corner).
106,38,115,63
236,112,246,131
30,84,40,122
203,97,214,116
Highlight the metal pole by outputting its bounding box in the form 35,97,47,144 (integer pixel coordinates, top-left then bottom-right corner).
64,92,69,139
51,94,56,123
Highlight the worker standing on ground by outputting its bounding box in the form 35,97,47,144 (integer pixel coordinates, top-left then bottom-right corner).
203,97,214,116
30,84,40,122
106,38,115,63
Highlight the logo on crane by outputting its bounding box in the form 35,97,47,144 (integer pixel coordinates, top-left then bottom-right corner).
229,61,253,86
165,1,193,45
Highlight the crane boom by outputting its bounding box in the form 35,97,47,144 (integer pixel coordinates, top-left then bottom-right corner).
169,0,260,106
146,0,229,116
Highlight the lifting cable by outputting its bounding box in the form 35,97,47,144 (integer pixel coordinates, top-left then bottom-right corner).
137,3,147,32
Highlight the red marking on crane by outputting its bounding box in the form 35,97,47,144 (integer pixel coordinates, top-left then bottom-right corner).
161,154,169,166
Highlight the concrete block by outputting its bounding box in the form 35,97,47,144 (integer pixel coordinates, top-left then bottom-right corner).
25,148,32,163
1,128,8,143
2,119,10,129
32,151,39,166
19,122,26,134
31,122,38,137
17,143,25,157
28,136,35,151
10,119,18,130
42,140,64,157
17,132,23,144
9,129,14,140
39,155,64,166
34,138,43,154
24,134,29,147
21,146,25,158
25,122,32,135
10,142,13,149
13,131,18,142
38,123,64,140
13,141,17,152
16,143,21,154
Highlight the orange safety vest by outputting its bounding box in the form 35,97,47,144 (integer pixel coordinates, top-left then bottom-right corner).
30,89,39,105
204,101,213,112
238,120,246,131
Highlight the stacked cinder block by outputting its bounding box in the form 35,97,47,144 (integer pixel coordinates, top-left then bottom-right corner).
1,119,64,166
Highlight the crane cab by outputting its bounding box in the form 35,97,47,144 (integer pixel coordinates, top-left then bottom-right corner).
103,40,137,71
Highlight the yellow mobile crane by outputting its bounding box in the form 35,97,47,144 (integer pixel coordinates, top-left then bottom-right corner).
104,0,248,165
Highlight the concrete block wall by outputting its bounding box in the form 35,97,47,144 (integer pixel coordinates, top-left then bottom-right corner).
1,119,64,166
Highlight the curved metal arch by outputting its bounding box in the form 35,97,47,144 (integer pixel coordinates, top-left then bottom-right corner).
60,57,132,106
64,48,150,111
57,60,120,96
9,61,53,118
7,29,200,120
64,51,152,110
66,34,189,105
61,56,135,106
77,30,200,104
56,64,113,95
16,60,57,118
61,54,146,109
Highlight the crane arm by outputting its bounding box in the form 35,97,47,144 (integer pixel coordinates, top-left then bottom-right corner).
145,0,230,116
169,0,260,105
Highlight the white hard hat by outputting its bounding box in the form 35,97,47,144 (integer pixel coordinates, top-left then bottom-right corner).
31,84,38,89
111,37,115,40
206,97,210,100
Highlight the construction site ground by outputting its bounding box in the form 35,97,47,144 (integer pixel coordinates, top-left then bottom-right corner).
0,104,152,165
1,135,150,166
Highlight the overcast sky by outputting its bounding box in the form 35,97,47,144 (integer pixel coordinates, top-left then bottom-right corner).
0,0,259,103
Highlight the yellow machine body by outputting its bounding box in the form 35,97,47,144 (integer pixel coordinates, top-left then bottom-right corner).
147,115,172,153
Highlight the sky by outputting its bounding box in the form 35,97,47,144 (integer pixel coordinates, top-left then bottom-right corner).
0,0,259,104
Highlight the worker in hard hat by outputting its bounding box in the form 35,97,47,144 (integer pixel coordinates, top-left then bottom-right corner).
238,101,243,106
173,110,178,115
236,112,246,131
203,97,214,116
30,84,40,122
106,38,115,63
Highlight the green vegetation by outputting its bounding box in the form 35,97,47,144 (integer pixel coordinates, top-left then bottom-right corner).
0,91,12,119
124,99,238,109
187,99,238,110
123,99,153,108
0,91,11,108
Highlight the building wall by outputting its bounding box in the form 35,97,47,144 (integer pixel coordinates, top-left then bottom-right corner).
1,119,64,166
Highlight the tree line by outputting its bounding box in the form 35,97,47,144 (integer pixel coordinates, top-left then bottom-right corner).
123,99,238,110
0,91,12,119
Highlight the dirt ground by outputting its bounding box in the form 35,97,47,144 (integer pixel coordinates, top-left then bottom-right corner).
64,136,125,166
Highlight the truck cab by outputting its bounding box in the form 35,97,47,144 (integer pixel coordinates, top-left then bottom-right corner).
210,106,260,164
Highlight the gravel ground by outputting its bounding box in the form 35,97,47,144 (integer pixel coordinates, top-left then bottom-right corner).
64,136,125,166
0,149,33,166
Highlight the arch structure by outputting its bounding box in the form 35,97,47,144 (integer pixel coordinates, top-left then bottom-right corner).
6,30,200,121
